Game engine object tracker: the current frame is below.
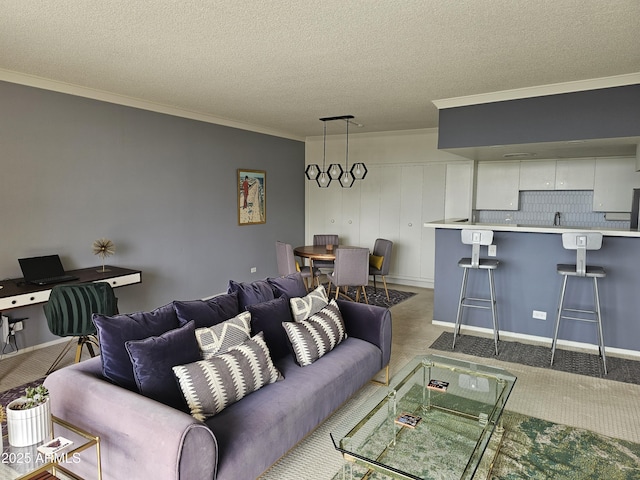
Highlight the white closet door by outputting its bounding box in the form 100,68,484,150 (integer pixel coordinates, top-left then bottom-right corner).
398,165,424,279
358,166,382,251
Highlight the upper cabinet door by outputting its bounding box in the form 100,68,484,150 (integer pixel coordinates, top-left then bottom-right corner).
444,162,472,219
593,157,640,212
519,160,556,190
555,158,595,190
476,161,520,210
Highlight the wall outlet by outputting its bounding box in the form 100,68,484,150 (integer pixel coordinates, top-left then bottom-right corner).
532,310,547,320
12,321,23,332
250,267,257,273
488,244,497,257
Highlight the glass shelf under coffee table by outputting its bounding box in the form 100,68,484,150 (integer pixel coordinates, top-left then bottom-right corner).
1,415,101,480
331,354,517,480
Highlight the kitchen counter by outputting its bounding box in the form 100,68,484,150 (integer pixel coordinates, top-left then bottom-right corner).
425,219,640,237
430,223,640,357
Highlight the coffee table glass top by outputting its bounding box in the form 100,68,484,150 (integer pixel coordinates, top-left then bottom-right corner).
1,415,100,480
331,354,517,480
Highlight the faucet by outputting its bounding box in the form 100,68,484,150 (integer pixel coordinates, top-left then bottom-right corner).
553,212,561,226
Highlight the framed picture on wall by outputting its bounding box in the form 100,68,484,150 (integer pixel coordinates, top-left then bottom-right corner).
238,169,266,225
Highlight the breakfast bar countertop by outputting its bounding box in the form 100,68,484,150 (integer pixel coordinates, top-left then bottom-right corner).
425,219,640,238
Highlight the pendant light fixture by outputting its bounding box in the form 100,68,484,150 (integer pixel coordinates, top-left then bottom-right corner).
306,115,366,188
305,120,331,187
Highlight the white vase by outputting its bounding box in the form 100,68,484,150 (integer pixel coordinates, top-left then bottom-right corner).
7,397,52,447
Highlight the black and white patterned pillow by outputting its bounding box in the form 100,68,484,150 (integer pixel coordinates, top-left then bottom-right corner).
194,311,251,359
282,299,347,367
289,284,328,322
173,332,282,421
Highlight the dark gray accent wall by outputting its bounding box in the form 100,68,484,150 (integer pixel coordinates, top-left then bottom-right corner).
438,84,640,148
0,81,304,349
434,228,640,352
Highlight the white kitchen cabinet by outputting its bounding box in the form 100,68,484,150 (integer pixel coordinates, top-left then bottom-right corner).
519,160,556,190
475,161,520,210
593,157,640,212
444,162,472,218
555,158,595,190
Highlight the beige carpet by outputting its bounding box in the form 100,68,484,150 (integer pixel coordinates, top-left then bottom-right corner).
260,285,640,479
2,286,640,479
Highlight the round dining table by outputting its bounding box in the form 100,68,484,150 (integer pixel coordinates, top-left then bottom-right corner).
293,245,338,264
294,244,362,269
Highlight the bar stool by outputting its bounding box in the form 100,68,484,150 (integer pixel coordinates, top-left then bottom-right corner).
452,229,500,355
551,232,607,374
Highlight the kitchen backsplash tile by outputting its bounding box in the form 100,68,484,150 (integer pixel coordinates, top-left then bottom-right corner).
477,190,630,228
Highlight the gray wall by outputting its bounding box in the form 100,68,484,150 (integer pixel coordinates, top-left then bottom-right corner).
438,84,640,148
1,81,305,349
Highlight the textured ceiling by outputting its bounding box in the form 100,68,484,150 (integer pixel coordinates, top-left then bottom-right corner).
1,1,639,140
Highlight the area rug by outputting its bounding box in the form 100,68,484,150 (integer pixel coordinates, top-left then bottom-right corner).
328,285,416,308
331,410,640,479
429,331,640,385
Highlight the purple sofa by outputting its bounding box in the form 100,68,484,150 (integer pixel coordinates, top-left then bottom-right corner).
44,277,391,480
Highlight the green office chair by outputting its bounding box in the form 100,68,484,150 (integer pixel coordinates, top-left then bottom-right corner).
43,281,118,375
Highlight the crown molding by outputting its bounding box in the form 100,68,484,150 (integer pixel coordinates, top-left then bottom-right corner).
0,69,304,141
432,72,640,110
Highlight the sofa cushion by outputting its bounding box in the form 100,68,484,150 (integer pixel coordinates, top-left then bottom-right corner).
195,311,251,359
124,320,200,411
246,295,293,360
173,292,239,329
267,273,308,299
173,332,282,421
289,284,328,321
282,299,347,366
93,303,180,390
227,279,275,310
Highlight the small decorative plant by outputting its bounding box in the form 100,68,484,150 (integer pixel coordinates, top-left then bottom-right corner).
7,384,52,447
9,385,49,410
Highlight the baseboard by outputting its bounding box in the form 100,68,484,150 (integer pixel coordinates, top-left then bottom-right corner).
0,336,69,360
385,276,433,289
432,320,640,360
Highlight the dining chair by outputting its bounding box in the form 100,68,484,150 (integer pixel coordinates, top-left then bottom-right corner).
313,234,339,271
43,281,118,374
369,238,393,301
276,241,321,290
326,247,369,303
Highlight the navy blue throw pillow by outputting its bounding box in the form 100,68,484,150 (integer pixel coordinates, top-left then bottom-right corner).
268,273,308,299
173,292,239,329
93,303,180,391
125,321,201,411
227,279,275,310
247,295,293,361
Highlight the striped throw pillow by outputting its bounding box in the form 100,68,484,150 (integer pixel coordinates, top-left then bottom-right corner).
173,332,282,421
282,299,347,366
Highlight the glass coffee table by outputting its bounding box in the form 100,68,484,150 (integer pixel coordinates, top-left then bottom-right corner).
331,354,517,480
0,415,101,480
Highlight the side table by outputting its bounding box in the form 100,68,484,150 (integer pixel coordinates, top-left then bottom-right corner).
1,415,101,480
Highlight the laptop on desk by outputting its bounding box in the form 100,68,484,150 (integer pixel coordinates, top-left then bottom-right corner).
18,255,79,286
